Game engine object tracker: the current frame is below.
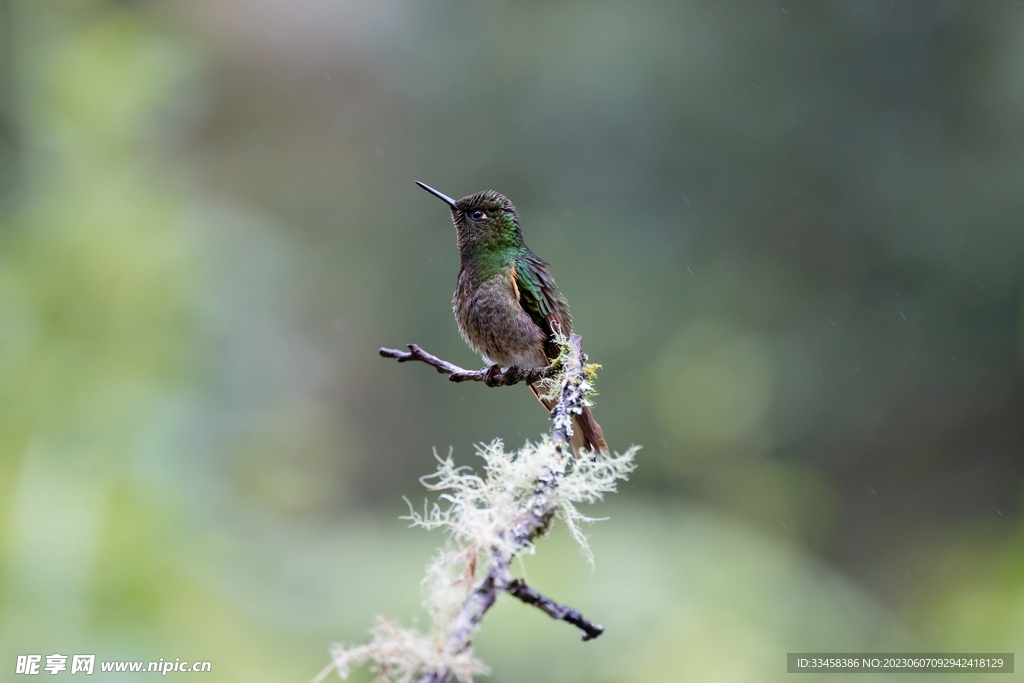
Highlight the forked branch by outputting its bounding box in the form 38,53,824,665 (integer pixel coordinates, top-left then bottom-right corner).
321,333,625,683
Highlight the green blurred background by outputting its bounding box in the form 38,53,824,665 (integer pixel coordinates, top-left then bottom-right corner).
1,0,1023,681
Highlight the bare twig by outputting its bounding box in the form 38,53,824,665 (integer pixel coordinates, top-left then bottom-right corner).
379,344,556,386
506,579,605,641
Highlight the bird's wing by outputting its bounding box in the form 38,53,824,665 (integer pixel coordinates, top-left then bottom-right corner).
513,253,571,336
514,252,572,362
515,253,606,455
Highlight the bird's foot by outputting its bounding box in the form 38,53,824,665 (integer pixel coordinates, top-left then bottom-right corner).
483,364,503,387
503,365,524,385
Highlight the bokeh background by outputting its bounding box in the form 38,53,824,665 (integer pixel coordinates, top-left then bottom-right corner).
1,0,1023,680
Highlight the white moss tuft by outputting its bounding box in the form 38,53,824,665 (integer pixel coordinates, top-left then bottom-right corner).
406,439,637,568
316,617,488,683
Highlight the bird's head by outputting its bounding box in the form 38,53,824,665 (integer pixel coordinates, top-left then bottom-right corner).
416,182,523,258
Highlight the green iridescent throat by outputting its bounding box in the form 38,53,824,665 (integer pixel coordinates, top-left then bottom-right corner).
458,213,527,281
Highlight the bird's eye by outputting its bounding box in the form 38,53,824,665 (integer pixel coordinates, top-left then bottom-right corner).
470,209,486,220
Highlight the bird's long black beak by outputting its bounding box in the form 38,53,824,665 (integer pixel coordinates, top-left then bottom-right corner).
415,181,459,209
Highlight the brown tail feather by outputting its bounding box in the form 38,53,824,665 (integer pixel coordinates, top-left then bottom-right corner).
529,384,608,457
574,405,607,455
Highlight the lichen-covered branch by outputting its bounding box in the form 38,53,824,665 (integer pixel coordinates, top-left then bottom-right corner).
322,334,638,683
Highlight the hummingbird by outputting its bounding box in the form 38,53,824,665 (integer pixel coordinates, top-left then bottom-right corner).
416,181,607,457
